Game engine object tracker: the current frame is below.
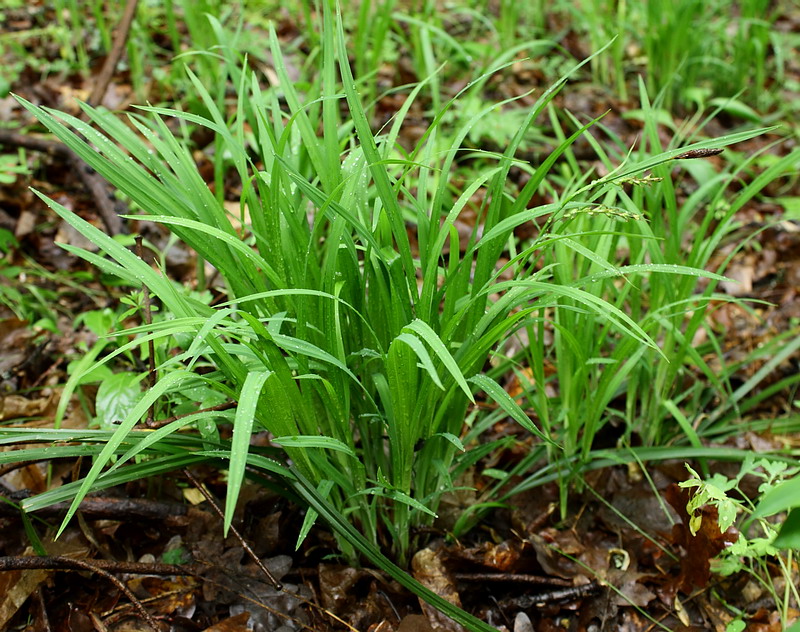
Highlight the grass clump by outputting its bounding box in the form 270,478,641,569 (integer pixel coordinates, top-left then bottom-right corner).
6,0,765,553
2,1,798,629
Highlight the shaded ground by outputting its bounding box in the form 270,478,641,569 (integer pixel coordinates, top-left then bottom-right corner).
1,2,799,631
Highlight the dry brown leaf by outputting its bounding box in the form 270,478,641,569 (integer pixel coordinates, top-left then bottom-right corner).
200,611,251,632
411,548,465,632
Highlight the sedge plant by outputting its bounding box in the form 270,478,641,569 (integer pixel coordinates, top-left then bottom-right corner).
3,1,774,617
460,79,800,524
13,5,579,566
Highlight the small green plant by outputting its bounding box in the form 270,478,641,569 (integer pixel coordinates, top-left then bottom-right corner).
0,151,29,184
0,246,103,335
680,460,800,629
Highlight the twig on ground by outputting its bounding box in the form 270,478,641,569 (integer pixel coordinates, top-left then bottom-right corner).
182,468,284,590
0,117,126,236
507,582,602,608
0,555,200,577
0,494,188,522
0,129,70,157
75,163,125,235
453,572,572,586
0,556,166,631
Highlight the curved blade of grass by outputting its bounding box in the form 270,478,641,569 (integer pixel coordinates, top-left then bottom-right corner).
33,190,194,318
356,487,437,517
396,332,444,389
224,370,271,532
580,263,731,283
505,446,797,498
122,214,286,289
272,436,355,455
403,320,473,401
0,428,211,446
469,374,558,447
584,127,778,195
51,370,192,537
23,454,212,511
296,479,334,551
108,411,231,475
53,338,109,426
489,280,661,353
0,445,107,462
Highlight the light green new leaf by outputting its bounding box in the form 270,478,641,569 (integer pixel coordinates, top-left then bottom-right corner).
751,476,800,520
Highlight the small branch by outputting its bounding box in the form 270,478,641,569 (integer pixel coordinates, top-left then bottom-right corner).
183,468,283,590
0,126,126,235
453,572,572,587
88,0,140,107
0,555,199,577
511,582,601,608
0,129,70,157
0,495,188,522
0,556,167,631
135,235,157,426
75,163,125,235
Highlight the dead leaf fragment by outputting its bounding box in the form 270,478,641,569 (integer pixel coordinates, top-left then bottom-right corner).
0,566,51,630
513,612,534,632
368,620,397,632
201,612,251,632
397,615,434,632
411,548,465,632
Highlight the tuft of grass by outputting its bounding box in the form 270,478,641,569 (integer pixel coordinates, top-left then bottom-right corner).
3,1,797,628
10,0,773,546
506,0,781,111
6,1,722,553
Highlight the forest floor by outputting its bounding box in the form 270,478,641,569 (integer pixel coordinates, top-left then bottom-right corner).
1,2,799,631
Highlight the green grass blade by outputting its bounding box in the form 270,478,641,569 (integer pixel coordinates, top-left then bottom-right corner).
50,371,193,536
225,370,271,532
